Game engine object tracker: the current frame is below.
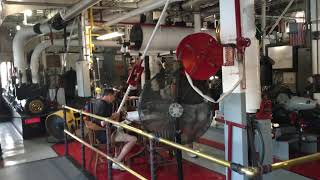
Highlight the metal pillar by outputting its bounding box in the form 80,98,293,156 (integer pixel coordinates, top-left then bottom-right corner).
106,124,113,180
261,0,266,56
63,108,69,157
80,112,86,171
175,64,183,180
220,0,261,179
149,138,157,180
0,143,3,160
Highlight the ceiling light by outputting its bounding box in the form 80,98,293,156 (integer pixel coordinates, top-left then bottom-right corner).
24,9,32,17
97,32,124,40
16,25,21,31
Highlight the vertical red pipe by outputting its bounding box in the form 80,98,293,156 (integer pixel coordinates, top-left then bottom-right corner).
227,124,233,180
234,0,242,42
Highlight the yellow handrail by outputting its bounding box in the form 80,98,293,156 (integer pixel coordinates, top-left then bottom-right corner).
62,105,320,177
271,153,320,171
62,105,254,175
64,130,147,180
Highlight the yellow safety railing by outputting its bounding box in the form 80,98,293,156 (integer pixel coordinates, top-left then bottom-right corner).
62,105,255,177
62,105,320,179
64,130,147,180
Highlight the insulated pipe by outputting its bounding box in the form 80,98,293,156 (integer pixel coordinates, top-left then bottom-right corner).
30,40,120,83
30,40,79,84
241,0,261,113
181,0,218,11
13,25,76,83
130,25,215,51
13,0,103,83
102,0,182,27
60,0,101,21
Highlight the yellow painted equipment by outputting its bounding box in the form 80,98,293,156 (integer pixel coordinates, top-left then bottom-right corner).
45,109,81,140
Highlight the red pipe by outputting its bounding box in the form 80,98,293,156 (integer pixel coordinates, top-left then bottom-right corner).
234,0,251,54
234,0,242,42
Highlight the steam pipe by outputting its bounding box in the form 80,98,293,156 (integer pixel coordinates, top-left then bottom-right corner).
60,0,101,21
181,0,218,11
102,0,182,27
13,24,76,83
13,0,104,83
30,40,120,83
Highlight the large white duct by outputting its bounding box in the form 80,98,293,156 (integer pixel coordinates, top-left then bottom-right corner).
13,0,100,83
130,25,215,51
30,40,79,84
30,40,120,83
13,25,77,83
242,0,261,113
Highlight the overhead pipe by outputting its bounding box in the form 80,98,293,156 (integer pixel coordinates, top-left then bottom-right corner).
30,39,120,83
102,0,183,27
130,25,216,51
59,0,101,21
267,0,295,35
181,0,218,11
13,0,103,83
13,25,77,83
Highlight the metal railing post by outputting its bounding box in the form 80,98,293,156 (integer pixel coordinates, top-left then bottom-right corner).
80,111,86,171
106,124,113,180
175,118,183,180
149,138,156,180
63,108,69,157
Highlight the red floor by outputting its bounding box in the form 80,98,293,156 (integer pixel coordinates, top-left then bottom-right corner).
52,142,225,180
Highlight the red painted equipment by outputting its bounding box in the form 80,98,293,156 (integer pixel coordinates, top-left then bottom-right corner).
176,33,223,80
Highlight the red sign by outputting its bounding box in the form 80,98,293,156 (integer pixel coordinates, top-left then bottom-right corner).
24,117,41,125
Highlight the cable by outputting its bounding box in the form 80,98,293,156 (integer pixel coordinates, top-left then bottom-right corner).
185,68,242,103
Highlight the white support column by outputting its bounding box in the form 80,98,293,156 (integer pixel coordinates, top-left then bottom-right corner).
194,13,201,32
76,12,91,97
220,0,260,179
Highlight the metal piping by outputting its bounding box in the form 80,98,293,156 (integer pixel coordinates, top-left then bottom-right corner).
13,0,104,83
30,39,120,84
60,0,101,21
12,25,76,83
181,0,218,11
261,0,266,56
270,153,320,171
267,0,295,35
102,0,182,27
30,40,79,84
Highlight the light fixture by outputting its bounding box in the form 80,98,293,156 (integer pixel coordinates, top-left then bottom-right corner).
16,25,21,31
96,32,124,40
24,9,33,17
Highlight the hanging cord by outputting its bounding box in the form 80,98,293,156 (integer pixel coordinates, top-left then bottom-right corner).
117,0,171,113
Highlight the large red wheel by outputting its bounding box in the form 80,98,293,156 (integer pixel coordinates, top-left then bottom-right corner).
176,33,223,80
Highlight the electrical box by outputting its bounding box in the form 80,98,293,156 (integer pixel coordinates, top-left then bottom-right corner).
76,61,91,97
